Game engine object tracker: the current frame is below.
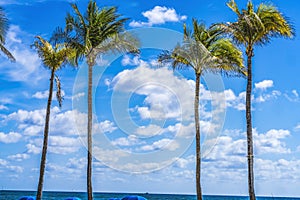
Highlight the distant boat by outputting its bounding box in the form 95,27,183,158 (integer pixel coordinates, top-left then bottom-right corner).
18,196,36,200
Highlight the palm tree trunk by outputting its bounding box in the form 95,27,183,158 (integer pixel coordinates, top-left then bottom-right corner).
246,48,256,200
36,68,55,200
87,62,93,200
195,72,202,200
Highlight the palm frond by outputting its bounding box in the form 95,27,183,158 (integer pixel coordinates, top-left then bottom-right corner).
0,7,15,62
0,7,8,44
257,3,295,40
55,75,63,107
0,43,15,62
93,32,139,56
227,0,241,17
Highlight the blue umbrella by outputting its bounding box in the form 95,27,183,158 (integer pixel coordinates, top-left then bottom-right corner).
18,196,36,200
121,196,147,200
64,198,81,200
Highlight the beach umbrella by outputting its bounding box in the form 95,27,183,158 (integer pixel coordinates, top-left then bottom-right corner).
18,196,36,200
121,196,147,200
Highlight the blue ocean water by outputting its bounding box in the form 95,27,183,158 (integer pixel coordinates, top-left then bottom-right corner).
1,190,300,200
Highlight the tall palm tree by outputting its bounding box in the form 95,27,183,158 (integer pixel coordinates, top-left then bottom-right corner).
0,6,15,61
214,1,294,199
32,36,76,200
158,19,244,200
55,1,139,199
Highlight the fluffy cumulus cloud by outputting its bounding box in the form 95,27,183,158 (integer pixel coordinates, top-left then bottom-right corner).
224,79,281,110
2,107,117,155
111,64,194,122
254,129,291,154
198,127,295,182
7,153,30,161
129,6,187,27
140,138,180,151
26,136,82,155
255,80,274,90
0,132,22,143
111,135,142,147
32,90,49,99
5,107,116,137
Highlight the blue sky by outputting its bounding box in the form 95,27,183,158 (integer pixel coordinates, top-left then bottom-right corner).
0,0,300,197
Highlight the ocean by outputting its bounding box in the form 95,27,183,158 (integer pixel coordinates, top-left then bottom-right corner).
1,190,300,200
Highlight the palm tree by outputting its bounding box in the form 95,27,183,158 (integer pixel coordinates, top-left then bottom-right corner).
214,1,294,199
55,1,139,199
32,36,76,200
158,19,244,200
0,6,15,61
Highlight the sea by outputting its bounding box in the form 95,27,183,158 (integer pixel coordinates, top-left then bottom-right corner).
1,191,300,200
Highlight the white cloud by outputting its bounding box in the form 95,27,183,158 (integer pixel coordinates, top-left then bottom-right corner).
26,143,40,154
6,108,47,126
0,132,22,143
48,136,82,154
111,65,194,121
0,25,45,83
255,80,274,90
93,147,128,163
27,136,82,155
32,90,49,99
5,107,116,136
284,89,300,102
6,165,23,173
0,158,8,166
294,123,300,131
166,123,194,138
66,157,86,170
254,129,291,154
204,128,291,165
135,124,163,137
111,135,142,147
292,89,299,97
129,6,187,27
72,92,85,101
94,120,117,134
174,155,195,168
104,79,111,86
140,138,180,151
3,107,117,155
121,55,141,66
0,104,8,110
7,153,30,161
254,90,281,103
